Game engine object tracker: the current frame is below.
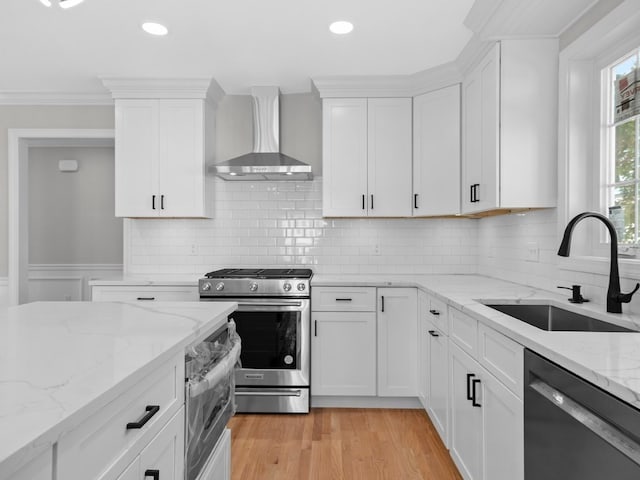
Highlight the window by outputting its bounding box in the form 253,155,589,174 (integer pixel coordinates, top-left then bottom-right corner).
604,48,640,245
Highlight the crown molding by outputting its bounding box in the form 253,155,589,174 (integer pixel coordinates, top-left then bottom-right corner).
312,62,462,98
0,92,113,106
100,77,226,106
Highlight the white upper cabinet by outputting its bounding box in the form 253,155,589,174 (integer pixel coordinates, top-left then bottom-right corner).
461,39,557,215
413,85,461,216
322,97,412,217
104,77,222,219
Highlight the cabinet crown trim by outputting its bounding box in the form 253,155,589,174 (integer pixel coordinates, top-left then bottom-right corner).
101,77,225,105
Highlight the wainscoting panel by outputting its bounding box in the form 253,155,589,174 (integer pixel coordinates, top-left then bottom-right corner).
28,265,123,302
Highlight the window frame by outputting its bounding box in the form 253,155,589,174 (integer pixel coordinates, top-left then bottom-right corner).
558,1,640,278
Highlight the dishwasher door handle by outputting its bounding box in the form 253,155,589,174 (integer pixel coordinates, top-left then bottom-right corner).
236,389,302,397
530,378,640,466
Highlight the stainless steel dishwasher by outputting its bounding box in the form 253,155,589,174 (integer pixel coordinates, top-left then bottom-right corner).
525,349,640,479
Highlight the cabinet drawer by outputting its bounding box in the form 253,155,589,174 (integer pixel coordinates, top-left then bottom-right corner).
449,308,478,358
92,285,198,302
312,287,376,311
478,323,524,399
57,355,184,480
427,295,448,334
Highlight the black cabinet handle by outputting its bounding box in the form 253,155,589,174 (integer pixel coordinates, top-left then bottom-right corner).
414,193,419,209
136,297,156,301
335,298,353,302
126,405,160,429
429,309,440,316
428,330,439,337
470,183,480,203
314,320,317,337
144,470,160,480
381,295,385,312
466,373,475,400
371,194,374,210
160,195,165,210
362,194,365,210
472,379,482,407
152,195,156,210
469,184,474,203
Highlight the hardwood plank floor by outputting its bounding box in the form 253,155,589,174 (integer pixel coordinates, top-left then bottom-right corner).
228,408,462,480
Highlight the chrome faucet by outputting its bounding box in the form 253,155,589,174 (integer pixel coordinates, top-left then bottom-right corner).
557,212,639,313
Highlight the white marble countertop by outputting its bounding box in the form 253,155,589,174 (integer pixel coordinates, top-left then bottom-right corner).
0,301,236,478
313,274,640,407
88,276,199,287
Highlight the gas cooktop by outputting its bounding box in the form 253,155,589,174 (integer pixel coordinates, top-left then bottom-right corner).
204,268,313,279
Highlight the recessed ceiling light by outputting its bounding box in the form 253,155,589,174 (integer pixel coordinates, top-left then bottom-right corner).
39,0,52,6
329,21,354,35
59,0,85,8
142,22,168,36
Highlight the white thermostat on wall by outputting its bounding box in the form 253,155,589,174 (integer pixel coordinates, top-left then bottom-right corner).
58,159,78,172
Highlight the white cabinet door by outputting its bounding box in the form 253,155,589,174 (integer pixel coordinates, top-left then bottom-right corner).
139,407,185,480
481,371,523,480
116,457,140,480
417,291,429,408
115,99,159,217
311,311,377,396
426,321,449,447
198,429,231,480
158,100,206,217
413,85,461,216
322,98,369,217
367,98,412,217
449,342,483,480
377,288,418,397
462,43,500,214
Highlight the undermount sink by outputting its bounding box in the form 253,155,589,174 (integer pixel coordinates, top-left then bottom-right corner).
485,303,635,332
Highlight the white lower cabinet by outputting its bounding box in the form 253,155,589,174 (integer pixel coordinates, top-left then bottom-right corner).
117,406,185,480
9,448,52,480
377,288,418,396
198,429,231,480
449,341,523,480
312,311,377,395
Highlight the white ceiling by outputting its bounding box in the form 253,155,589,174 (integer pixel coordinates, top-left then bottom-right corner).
1,0,476,95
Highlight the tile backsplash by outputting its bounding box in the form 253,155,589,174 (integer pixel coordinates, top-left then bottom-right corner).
126,178,478,276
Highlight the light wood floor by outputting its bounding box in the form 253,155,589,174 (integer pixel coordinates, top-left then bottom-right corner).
228,408,462,480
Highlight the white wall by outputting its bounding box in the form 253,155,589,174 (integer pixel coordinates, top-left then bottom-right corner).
126,178,478,276
29,146,122,264
0,105,115,277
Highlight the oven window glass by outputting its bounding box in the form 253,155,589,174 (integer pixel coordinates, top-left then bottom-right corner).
232,311,298,369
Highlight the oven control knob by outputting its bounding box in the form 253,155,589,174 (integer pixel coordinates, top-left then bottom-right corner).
215,282,224,291
249,282,259,292
202,282,212,292
283,283,292,292
297,283,306,291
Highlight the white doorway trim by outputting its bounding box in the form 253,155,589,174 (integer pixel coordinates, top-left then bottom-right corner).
8,128,115,305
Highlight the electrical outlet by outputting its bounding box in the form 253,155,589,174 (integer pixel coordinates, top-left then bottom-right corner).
525,242,539,262
190,244,198,255
373,244,381,255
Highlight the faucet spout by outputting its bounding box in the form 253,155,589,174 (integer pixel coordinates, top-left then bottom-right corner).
557,212,639,313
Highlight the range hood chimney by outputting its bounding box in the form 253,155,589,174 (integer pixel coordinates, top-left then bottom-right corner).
212,86,313,181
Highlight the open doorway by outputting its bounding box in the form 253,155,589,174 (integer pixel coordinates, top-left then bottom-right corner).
8,129,118,305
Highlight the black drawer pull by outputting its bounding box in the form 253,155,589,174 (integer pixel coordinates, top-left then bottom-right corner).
362,194,366,210
381,295,385,312
335,298,353,302
126,405,160,429
145,470,160,480
152,195,156,210
428,330,439,337
472,379,482,407
414,193,419,209
160,195,165,210
314,320,318,337
466,373,475,401
137,297,156,301
371,194,374,210
429,309,440,316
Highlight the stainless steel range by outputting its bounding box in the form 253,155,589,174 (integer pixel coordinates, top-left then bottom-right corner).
199,268,312,413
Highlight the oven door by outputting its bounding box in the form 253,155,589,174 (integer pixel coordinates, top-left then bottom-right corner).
203,297,310,388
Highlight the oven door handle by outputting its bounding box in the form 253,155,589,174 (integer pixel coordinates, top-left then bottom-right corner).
236,389,303,397
237,301,303,308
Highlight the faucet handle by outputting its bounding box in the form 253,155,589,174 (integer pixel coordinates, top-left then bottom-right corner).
616,283,640,304
557,285,588,304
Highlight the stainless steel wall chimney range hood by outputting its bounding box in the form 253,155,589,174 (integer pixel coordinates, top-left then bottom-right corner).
211,86,313,181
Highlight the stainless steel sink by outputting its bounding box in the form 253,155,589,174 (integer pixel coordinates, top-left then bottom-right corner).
485,304,635,332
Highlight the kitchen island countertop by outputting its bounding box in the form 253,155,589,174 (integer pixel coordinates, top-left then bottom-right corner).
0,301,236,479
